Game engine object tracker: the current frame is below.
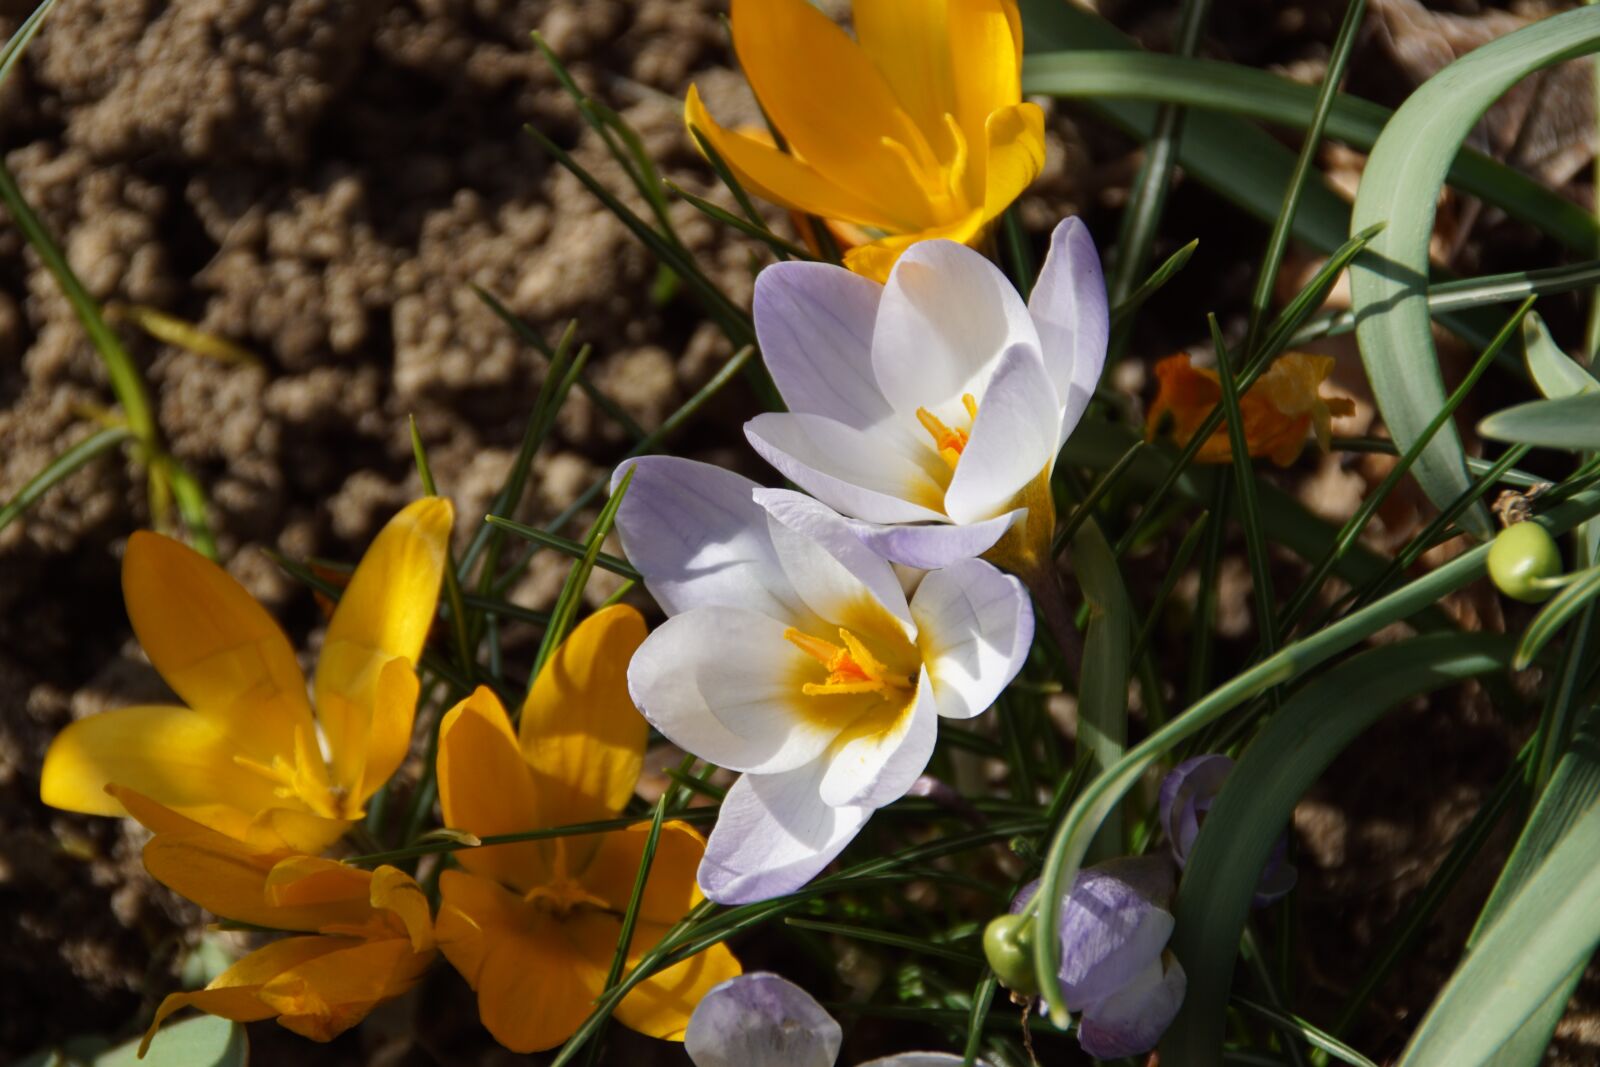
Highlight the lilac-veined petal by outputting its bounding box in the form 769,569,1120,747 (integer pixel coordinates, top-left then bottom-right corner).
943,343,1060,526
745,413,949,524
1030,217,1109,448
871,239,1041,416
756,488,914,636
818,672,938,809
684,972,841,1067
628,607,841,776
909,559,1033,721
754,261,890,431
698,761,871,904
612,457,812,626
1055,856,1177,1012
1077,954,1187,1060
846,510,1019,570
1158,754,1234,866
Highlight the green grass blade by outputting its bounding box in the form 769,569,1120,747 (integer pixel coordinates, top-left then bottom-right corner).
1209,315,1279,652
1514,564,1600,669
0,425,132,535
664,178,812,259
483,514,640,580
1162,633,1514,1066
1231,997,1379,1067
1071,518,1133,859
1350,6,1600,537
1110,238,1198,328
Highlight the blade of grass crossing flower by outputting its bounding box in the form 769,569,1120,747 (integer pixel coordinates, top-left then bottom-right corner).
1209,314,1279,655
482,515,639,580
1281,298,1535,634
1025,487,1600,1027
0,425,132,535
1072,518,1133,860
1245,0,1366,355
1160,633,1515,1067
1349,6,1600,537
1110,238,1198,329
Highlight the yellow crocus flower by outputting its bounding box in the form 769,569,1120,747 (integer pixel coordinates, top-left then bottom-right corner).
41,497,454,853
1145,352,1356,467
686,0,1044,281
112,788,435,1049
433,605,742,1053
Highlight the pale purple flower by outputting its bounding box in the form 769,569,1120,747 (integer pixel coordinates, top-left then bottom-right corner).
1014,855,1188,1060
685,973,989,1067
614,457,1032,904
1159,754,1297,905
743,218,1108,569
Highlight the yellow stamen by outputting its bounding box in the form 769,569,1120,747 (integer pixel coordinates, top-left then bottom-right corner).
232,727,345,819
916,393,981,470
785,626,914,701
941,113,970,206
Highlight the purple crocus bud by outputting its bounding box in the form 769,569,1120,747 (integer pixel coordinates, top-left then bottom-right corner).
1012,855,1187,1059
1158,754,1297,905
684,973,841,1067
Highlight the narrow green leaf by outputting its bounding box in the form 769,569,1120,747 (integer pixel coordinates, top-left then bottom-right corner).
0,426,132,535
1480,393,1600,450
483,515,640,580
1349,6,1600,536
1523,310,1598,399
1071,518,1133,859
1110,238,1198,328
1514,564,1600,668
1162,634,1514,1066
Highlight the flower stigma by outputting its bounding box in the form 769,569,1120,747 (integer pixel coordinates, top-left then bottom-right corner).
785,627,915,701
916,393,980,470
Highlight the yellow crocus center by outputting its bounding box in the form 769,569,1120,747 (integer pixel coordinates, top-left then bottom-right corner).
916,393,980,470
785,627,915,701
233,726,347,820
524,877,610,918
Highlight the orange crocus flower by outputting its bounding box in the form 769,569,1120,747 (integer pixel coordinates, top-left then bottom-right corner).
1146,352,1355,467
434,606,741,1052
685,0,1043,282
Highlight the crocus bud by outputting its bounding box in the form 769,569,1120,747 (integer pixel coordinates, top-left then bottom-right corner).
1158,754,1296,905
1013,855,1187,1060
685,973,841,1067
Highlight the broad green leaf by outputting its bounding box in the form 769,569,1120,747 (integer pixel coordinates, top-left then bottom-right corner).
1349,7,1600,538
1522,311,1598,399
94,1016,246,1067
1160,633,1514,1066
1479,393,1600,450
1071,518,1133,860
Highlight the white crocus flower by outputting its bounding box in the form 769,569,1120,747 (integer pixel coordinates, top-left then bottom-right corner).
685,972,992,1067
614,457,1032,904
743,217,1108,574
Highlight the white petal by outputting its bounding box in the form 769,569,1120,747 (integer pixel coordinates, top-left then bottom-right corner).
754,261,891,431
847,511,1020,570
755,488,914,635
612,456,812,624
745,413,948,524
1030,217,1110,449
943,343,1061,526
818,672,938,808
628,608,840,775
871,239,1041,416
910,559,1034,720
684,972,842,1067
698,760,872,904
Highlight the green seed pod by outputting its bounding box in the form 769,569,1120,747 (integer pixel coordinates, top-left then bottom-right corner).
982,913,1040,996
1488,522,1563,603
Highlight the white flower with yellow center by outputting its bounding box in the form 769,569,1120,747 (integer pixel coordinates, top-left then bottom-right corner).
614,457,1032,904
743,217,1107,572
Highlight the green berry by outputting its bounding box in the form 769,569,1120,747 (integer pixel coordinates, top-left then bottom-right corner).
982,914,1040,996
1488,522,1563,603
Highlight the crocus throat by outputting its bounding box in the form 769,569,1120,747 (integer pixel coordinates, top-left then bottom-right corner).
785,627,914,701
917,393,980,470
232,726,349,821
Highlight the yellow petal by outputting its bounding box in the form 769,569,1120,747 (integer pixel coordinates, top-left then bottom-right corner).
576,820,707,925
520,605,649,828
686,86,910,232
370,865,436,952
141,830,372,932
853,0,958,148
315,497,452,796
264,855,372,909
978,102,1045,223
259,937,433,1043
565,912,742,1043
948,0,1025,161
40,704,276,836
247,806,351,855
727,0,940,229
436,687,548,891
140,937,343,1055
436,870,606,1053
121,532,315,763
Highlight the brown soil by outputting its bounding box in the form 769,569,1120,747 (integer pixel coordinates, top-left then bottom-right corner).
1,0,1596,1065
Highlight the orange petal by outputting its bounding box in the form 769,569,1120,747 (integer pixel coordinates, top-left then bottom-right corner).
948,0,1026,161
519,605,649,828
576,820,707,926
436,688,548,891
142,831,371,933
121,532,314,764
978,102,1045,224
314,497,452,798
260,937,433,1043
564,912,742,1043
370,865,436,953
